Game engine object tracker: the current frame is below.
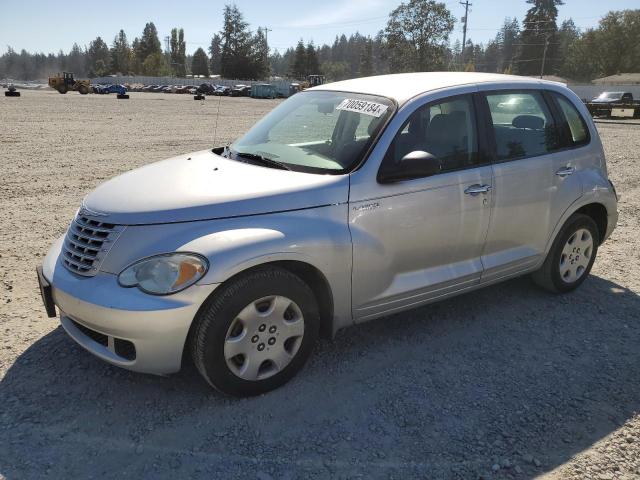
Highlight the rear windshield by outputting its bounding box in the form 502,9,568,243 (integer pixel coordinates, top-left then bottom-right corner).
595,92,623,101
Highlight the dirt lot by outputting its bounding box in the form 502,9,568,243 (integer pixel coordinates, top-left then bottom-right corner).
1,90,639,479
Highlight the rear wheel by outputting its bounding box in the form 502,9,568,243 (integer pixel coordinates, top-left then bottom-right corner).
57,86,68,94
532,213,599,293
191,267,320,396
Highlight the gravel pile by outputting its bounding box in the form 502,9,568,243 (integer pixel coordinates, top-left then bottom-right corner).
0,91,638,479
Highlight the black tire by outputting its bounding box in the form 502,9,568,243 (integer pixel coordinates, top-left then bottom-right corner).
532,213,599,293
116,94,129,99
191,267,320,396
78,85,89,95
5,91,20,97
58,86,68,94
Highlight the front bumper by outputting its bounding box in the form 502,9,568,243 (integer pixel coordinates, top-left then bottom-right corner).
42,237,218,374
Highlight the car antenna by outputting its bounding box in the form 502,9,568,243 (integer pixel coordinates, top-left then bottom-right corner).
212,91,223,147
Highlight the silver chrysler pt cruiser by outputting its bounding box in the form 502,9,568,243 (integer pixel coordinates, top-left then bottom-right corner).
39,73,618,396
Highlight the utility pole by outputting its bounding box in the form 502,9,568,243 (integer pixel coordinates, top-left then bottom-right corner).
164,35,170,53
460,0,472,64
539,32,551,79
263,27,272,63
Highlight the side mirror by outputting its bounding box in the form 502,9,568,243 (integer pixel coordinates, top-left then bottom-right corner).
378,151,441,183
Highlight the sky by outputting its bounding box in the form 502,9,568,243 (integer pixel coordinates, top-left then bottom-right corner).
0,0,638,56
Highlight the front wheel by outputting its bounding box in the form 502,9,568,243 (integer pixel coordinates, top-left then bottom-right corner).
191,267,320,396
532,213,599,293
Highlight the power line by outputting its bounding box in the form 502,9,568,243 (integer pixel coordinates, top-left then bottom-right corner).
271,15,388,30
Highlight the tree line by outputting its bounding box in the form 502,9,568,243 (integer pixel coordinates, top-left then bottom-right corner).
0,0,638,83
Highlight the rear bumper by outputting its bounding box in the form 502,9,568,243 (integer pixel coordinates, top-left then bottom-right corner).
42,237,218,374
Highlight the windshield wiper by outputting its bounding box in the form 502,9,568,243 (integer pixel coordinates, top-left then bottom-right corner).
231,150,291,171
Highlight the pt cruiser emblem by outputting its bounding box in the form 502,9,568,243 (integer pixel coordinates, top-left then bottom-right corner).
353,202,380,212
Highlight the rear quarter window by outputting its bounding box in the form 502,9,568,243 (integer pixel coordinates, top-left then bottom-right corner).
553,93,590,146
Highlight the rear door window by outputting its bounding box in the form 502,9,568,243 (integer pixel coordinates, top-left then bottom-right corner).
485,91,560,161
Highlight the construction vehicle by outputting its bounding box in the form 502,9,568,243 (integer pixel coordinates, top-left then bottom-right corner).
307,75,325,87
48,72,91,95
297,75,326,91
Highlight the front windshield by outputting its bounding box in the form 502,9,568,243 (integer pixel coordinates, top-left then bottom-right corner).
596,92,623,100
230,90,395,174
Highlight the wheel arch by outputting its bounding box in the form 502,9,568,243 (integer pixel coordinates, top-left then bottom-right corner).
545,186,616,258
182,259,336,367
574,202,608,245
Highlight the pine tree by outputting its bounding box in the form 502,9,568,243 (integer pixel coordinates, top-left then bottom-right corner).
110,30,131,74
515,0,564,76
495,18,520,73
220,5,253,79
192,47,210,76
251,28,270,79
135,22,162,69
305,42,320,76
208,34,222,74
66,43,85,75
86,37,110,77
291,40,306,79
359,39,373,77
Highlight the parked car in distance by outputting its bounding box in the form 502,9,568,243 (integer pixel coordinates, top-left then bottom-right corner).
39,72,618,396
213,85,231,96
590,91,634,104
92,84,127,95
196,83,217,95
231,85,252,97
586,91,639,118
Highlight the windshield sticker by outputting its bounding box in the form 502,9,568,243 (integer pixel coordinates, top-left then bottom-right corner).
336,99,389,118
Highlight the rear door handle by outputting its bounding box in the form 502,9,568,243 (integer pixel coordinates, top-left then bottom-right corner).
464,184,492,195
556,166,575,177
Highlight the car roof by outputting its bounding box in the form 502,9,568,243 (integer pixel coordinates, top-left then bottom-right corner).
311,72,566,105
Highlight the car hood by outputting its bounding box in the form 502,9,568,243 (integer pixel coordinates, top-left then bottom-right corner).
83,149,349,225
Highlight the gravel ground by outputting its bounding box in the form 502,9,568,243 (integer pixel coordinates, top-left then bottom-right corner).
1,90,639,480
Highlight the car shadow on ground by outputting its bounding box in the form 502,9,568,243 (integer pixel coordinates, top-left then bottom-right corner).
1,275,639,479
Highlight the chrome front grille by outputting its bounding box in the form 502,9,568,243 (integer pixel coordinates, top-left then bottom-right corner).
62,214,124,276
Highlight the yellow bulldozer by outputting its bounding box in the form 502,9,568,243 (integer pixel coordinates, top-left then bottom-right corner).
48,72,91,94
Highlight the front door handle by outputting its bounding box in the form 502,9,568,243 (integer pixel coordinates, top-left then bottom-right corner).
464,184,492,195
556,166,575,177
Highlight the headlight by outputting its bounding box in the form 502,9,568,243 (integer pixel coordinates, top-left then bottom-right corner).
118,253,208,295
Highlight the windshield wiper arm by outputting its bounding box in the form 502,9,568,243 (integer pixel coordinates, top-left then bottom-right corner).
232,151,291,171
